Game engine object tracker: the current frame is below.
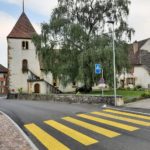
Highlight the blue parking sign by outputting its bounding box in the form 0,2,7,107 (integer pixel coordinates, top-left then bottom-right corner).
95,64,101,74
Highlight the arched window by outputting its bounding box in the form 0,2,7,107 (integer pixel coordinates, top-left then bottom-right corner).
22,59,28,73
34,83,40,93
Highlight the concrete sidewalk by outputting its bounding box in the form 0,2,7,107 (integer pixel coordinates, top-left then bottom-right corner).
0,112,34,150
125,98,150,109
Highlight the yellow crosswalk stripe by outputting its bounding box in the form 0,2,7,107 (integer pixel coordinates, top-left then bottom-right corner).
92,111,150,126
24,123,70,150
103,109,150,120
78,114,139,131
44,120,98,146
63,117,120,138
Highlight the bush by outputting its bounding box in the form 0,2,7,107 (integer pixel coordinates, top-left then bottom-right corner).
126,87,131,90
76,86,92,93
133,87,138,91
18,88,23,94
136,85,142,89
133,85,144,91
136,85,143,90
117,87,125,90
141,91,150,98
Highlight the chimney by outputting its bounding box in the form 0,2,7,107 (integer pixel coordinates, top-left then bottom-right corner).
133,41,138,54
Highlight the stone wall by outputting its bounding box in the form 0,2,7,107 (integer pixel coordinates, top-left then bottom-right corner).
7,93,124,106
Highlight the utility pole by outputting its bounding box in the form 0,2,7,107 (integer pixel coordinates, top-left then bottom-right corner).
107,20,117,106
101,69,104,96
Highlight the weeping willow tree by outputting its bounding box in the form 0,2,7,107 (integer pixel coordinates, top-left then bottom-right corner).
33,0,134,88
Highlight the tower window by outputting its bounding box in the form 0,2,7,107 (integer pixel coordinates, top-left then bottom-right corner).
22,41,29,50
22,59,28,73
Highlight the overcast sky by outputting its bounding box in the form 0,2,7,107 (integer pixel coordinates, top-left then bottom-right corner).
0,0,150,67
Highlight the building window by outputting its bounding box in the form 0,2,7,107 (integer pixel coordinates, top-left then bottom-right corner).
120,80,125,88
22,59,28,73
127,78,135,85
22,41,29,50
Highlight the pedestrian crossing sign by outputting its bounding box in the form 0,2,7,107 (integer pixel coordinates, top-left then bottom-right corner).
95,64,101,74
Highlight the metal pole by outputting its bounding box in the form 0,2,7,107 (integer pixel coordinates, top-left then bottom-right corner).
102,69,104,96
112,23,117,106
23,0,24,13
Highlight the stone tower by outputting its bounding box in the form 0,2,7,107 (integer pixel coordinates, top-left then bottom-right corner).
7,12,44,94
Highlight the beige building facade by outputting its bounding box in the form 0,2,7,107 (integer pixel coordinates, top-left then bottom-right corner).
0,64,8,94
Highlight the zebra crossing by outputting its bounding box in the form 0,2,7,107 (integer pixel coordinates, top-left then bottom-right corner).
24,108,150,150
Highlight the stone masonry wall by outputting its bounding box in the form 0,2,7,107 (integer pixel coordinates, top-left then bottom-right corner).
7,93,124,106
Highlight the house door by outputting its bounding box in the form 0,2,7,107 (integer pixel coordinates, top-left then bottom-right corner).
120,80,125,88
34,83,40,93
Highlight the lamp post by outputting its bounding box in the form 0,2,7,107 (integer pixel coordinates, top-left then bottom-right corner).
107,20,117,106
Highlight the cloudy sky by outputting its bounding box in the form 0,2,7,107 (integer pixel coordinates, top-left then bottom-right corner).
0,0,150,67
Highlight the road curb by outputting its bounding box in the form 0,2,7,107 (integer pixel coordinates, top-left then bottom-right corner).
0,110,38,150
106,106,150,116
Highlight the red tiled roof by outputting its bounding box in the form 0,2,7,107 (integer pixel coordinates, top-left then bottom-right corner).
0,64,8,73
129,39,149,65
129,38,150,72
7,12,37,39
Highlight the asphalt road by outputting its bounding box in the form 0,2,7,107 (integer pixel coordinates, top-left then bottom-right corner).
1,98,150,150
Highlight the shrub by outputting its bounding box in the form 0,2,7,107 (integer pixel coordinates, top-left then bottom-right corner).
76,86,92,93
133,85,144,91
126,87,131,90
117,87,125,90
136,85,142,89
141,91,150,98
133,87,138,91
18,88,23,94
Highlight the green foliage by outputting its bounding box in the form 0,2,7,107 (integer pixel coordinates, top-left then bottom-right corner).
76,91,81,95
136,85,142,89
18,88,23,94
88,89,145,103
33,0,134,88
141,90,150,98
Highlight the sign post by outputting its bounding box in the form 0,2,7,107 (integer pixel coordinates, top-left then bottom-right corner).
99,69,105,96
95,64,105,96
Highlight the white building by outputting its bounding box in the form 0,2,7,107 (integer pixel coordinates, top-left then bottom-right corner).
119,39,150,89
0,64,8,94
7,11,76,94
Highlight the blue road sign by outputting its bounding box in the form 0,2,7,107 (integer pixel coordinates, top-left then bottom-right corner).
95,64,101,74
